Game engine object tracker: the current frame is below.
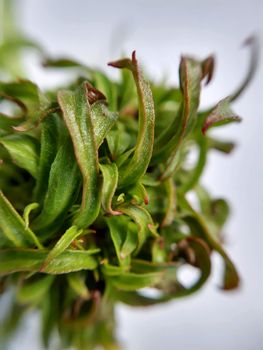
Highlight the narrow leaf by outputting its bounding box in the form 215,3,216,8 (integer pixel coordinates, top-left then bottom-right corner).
179,194,239,290
67,272,90,299
99,163,121,215
90,100,118,147
202,97,241,134
23,202,39,229
40,226,89,271
58,82,101,228
17,275,54,304
118,204,159,253
0,134,39,178
110,271,162,291
109,51,155,187
32,139,81,237
0,191,43,249
34,114,64,203
0,249,99,275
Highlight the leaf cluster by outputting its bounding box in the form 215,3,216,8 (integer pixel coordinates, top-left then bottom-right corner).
0,31,258,349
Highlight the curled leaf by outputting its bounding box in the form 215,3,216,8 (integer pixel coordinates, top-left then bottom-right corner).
178,194,239,290
99,162,121,216
23,202,39,229
0,191,42,249
118,203,159,254
0,249,99,275
58,82,101,229
0,134,40,178
230,35,259,102
202,97,241,134
109,51,155,187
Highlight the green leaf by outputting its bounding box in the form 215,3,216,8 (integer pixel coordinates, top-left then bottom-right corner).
202,97,241,134
0,134,40,178
101,263,128,277
90,100,118,147
32,138,81,237
99,162,121,215
93,71,118,111
207,136,235,154
178,194,239,290
16,275,54,305
106,215,130,265
0,191,43,249
0,114,22,136
109,51,155,187
158,57,204,179
0,249,99,275
120,222,138,259
113,237,211,305
106,128,132,160
23,202,39,229
58,82,101,228
0,80,49,125
41,226,98,271
161,177,176,227
110,271,162,291
179,132,208,194
118,203,159,253
34,113,64,203
128,182,149,205
67,272,90,299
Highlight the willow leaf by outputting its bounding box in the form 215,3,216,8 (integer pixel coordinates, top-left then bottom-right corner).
106,215,130,265
120,222,138,259
40,226,88,271
118,204,159,253
0,191,42,249
106,128,132,160
0,114,22,136
202,97,241,134
67,272,90,299
159,57,204,179
229,36,259,102
110,271,162,291
0,134,39,178
180,132,208,194
90,101,118,147
99,163,121,215
23,202,39,229
32,139,81,237
34,113,64,203
179,194,239,290
58,82,101,228
109,51,155,187
0,249,98,275
161,177,176,227
93,71,118,111
128,182,149,205
17,275,54,305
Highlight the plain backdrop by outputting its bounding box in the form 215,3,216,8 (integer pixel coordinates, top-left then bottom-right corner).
6,0,263,349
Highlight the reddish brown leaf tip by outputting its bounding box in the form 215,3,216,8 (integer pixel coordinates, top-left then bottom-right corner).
202,55,215,85
144,195,149,205
108,51,137,72
132,50,137,63
84,82,106,105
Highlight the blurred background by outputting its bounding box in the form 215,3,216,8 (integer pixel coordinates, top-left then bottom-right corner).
5,0,263,349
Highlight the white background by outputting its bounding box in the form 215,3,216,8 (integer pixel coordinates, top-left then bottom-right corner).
7,0,263,349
